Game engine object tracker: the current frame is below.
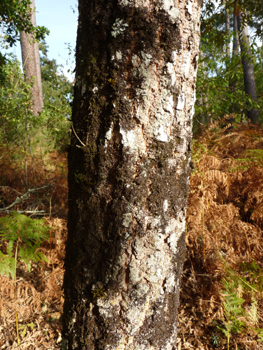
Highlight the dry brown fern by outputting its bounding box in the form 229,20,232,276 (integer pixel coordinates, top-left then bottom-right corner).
179,124,263,350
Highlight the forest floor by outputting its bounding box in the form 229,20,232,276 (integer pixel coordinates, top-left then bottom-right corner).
0,122,263,349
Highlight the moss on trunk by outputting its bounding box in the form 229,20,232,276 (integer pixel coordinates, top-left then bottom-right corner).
63,0,201,349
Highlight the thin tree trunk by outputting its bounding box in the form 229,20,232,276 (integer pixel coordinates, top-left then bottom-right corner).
225,7,230,57
20,0,43,115
237,12,259,123
30,0,43,108
233,9,239,56
63,0,201,349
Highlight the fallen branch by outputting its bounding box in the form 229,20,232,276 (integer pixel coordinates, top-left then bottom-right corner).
0,182,55,212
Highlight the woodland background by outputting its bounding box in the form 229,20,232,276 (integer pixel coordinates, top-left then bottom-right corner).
1,0,263,349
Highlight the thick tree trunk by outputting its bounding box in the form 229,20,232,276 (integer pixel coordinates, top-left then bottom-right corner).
63,0,201,349
20,0,43,115
237,13,259,123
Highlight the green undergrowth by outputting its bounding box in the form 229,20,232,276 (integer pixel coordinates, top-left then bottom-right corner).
0,212,49,279
218,257,263,349
0,212,50,345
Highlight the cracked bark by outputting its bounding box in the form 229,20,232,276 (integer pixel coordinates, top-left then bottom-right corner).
63,0,201,349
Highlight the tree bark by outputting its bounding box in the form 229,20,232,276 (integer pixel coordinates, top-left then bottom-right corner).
232,9,239,57
63,0,201,349
225,6,230,57
237,12,259,123
20,0,43,115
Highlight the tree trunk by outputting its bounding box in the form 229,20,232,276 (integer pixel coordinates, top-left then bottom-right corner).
237,12,259,123
225,6,230,57
63,0,201,349
232,9,239,56
30,0,43,108
20,0,43,115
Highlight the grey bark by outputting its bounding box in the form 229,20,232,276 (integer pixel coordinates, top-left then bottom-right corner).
232,11,239,56
20,0,43,115
63,0,201,349
237,13,259,123
225,7,230,57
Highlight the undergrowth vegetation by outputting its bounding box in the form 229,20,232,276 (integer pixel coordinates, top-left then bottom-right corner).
178,122,263,350
0,48,69,348
0,120,263,349
0,46,263,349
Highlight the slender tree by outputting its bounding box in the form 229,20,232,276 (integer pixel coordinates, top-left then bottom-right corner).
225,5,230,57
237,12,259,123
20,0,43,115
233,7,239,56
62,0,201,349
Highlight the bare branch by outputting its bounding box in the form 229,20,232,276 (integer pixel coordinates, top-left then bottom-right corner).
0,182,55,212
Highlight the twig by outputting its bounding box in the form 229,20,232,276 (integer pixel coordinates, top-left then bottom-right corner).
0,186,22,195
13,210,46,215
71,123,86,147
0,182,55,212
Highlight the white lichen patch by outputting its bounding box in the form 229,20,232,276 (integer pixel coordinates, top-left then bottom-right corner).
166,62,176,86
163,199,169,212
154,124,169,142
167,158,178,168
171,50,178,62
161,0,180,24
135,281,149,297
104,122,114,149
176,93,185,110
182,55,191,79
154,234,164,251
123,213,133,228
129,258,142,284
133,238,145,258
163,95,174,116
116,51,122,60
120,126,147,155
186,0,193,15
141,51,153,67
164,274,176,293
166,218,185,253
125,295,151,335
131,54,141,67
146,251,164,283
96,298,112,313
111,18,129,38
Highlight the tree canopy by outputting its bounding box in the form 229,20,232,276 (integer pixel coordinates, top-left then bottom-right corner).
0,0,47,46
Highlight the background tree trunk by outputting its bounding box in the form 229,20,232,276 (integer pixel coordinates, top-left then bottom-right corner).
20,0,43,115
225,6,230,57
232,9,239,56
237,12,259,123
63,0,201,349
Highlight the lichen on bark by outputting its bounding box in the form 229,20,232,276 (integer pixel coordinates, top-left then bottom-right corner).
63,0,201,349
